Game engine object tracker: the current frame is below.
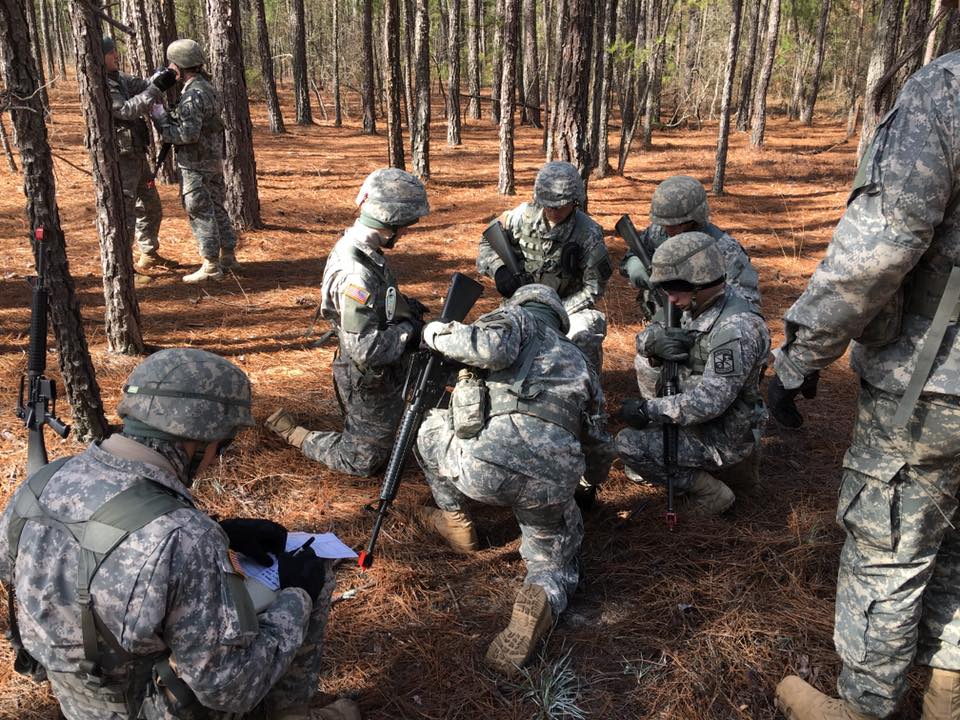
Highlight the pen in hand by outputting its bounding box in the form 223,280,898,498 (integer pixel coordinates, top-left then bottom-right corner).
291,536,315,558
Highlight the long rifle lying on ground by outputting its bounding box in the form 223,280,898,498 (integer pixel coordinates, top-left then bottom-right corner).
358,272,484,570
16,227,70,477
616,214,680,529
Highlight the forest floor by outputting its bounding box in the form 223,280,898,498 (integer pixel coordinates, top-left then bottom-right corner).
0,83,918,720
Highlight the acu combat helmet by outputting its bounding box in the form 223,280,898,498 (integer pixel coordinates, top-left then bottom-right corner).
533,161,585,208
355,168,430,228
117,348,255,443
507,283,571,334
166,39,205,70
649,175,709,228
650,231,725,288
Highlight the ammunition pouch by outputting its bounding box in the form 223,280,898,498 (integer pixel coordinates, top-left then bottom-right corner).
451,369,488,439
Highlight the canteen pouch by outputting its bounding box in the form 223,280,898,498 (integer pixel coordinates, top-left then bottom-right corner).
451,369,488,439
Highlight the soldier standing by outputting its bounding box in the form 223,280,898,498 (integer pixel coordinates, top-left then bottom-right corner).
770,52,960,720
151,39,239,284
266,169,428,477
616,232,769,515
416,284,613,676
0,349,358,720
102,35,178,273
477,161,612,371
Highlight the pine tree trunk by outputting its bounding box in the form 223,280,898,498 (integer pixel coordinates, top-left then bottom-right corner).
447,0,462,144
681,3,700,107
521,0,540,128
410,0,429,177
53,0,68,77
1,0,108,440
712,0,743,195
384,0,405,168
544,0,560,159
642,0,664,149
68,0,145,355
552,0,592,178
593,0,617,178
800,0,830,125
290,0,312,124
39,0,56,84
254,0,285,133
121,0,150,78
749,0,780,148
362,0,377,133
735,0,763,131
617,0,644,174
925,0,943,64
25,0,49,110
516,34,526,124
0,112,17,172
333,0,343,126
900,0,931,81
857,0,903,161
467,0,481,119
586,0,606,166
491,0,504,124
498,0,519,194
207,0,262,229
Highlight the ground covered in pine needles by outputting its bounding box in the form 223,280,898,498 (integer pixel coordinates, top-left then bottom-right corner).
0,84,920,719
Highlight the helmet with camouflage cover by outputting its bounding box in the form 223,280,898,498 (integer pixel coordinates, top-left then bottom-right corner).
117,348,255,443
166,39,205,70
649,175,709,228
355,168,430,227
650,231,725,287
507,283,570,334
533,161,585,208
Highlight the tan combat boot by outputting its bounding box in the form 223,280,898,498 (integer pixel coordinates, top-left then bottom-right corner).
484,584,553,677
265,409,311,449
182,258,224,284
923,668,960,719
276,699,361,720
775,676,878,720
418,507,478,553
684,470,735,515
220,248,242,272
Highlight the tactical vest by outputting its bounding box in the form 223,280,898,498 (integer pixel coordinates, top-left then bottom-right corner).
109,73,150,155
515,207,591,297
6,458,209,719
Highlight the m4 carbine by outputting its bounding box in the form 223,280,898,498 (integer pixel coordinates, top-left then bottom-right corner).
358,272,484,570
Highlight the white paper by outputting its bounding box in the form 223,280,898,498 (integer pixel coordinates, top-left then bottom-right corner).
236,531,357,591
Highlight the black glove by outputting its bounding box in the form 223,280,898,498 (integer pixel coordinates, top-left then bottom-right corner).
278,546,327,602
405,296,430,320
574,477,598,513
219,518,287,566
494,266,533,298
649,327,695,363
405,316,424,349
150,67,177,91
767,371,819,429
560,242,581,274
619,397,651,430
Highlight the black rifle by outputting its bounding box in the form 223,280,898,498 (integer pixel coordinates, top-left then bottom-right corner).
146,142,171,189
615,214,661,320
358,272,484,570
16,227,70,476
482,220,526,277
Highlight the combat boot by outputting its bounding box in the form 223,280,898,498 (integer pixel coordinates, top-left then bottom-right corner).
683,470,735,515
220,248,242,272
923,668,960,719
485,584,553,677
775,676,878,720
265,409,311,449
418,507,478,553
276,699,361,720
182,258,223,284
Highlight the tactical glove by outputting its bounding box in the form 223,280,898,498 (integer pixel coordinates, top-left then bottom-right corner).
619,398,651,430
622,255,650,289
649,327,695,363
574,477,598,512
278,546,327,602
767,371,819,429
494,266,533,298
404,317,424,350
560,242,582,274
405,296,430,320
219,518,287,566
150,68,178,91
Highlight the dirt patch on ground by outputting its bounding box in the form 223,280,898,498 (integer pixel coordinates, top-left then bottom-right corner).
0,84,913,719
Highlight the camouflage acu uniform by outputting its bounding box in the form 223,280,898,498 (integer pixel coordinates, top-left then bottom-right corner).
477,204,611,370
617,287,770,492
108,71,163,256
300,220,417,476
773,52,960,718
156,75,237,261
416,302,613,615
0,434,335,719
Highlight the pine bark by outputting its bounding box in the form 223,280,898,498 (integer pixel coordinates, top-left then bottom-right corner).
593,0,617,178
617,0,646,174
713,0,743,195
39,0,56,84
857,0,904,161
52,0,67,77
681,3,700,106
291,0,312,124
900,0,931,81
385,0,405,168
467,0,481,118
735,0,763,131
642,0,665,149
447,0,462,144
586,0,606,164
25,0,49,109
521,0,540,127
362,0,377,133
333,0,342,127
68,0,145,355
207,0,262,229
1,0,109,440
749,0,780,148
498,0,520,194
490,0,504,124
411,0,429,177
254,0,285,133
0,112,17,172
800,0,831,125
552,0,592,177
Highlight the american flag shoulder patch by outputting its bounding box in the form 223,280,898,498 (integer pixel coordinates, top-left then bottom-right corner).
344,283,371,305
